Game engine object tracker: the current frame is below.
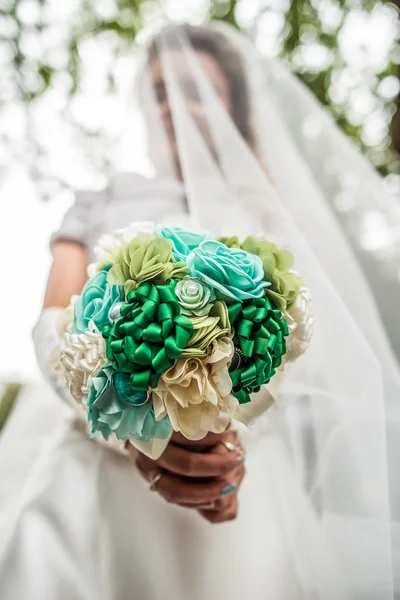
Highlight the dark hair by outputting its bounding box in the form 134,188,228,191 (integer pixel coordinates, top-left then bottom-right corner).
148,24,256,149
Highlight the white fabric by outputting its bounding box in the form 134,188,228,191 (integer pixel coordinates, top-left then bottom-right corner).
32,308,66,393
0,384,317,600
0,21,399,600
144,24,398,597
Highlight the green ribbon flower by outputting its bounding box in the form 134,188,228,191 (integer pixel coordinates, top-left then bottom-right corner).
182,301,231,358
228,296,289,404
219,235,301,311
107,236,189,296
87,366,172,442
103,281,194,390
175,277,215,317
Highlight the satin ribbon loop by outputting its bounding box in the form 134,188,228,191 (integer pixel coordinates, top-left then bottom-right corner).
242,305,257,320
143,323,163,343
158,284,178,304
130,370,153,390
237,319,253,339
280,319,290,337
228,295,288,404
241,338,254,357
157,303,173,322
266,318,281,335
141,299,157,320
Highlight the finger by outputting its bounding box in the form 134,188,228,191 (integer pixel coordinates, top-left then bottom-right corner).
199,497,239,524
136,443,244,479
126,428,240,458
177,464,245,511
212,438,244,458
209,464,245,510
181,495,233,512
141,471,235,506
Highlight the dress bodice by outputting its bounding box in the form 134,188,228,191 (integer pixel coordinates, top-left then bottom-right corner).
52,173,191,262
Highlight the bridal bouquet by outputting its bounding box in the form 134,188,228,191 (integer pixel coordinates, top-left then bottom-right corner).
53,222,313,446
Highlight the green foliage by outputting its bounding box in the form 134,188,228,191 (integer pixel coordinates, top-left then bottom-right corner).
0,0,398,193
210,0,239,26
279,0,399,176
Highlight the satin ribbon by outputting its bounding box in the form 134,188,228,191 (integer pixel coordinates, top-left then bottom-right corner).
228,296,289,404
87,368,172,442
182,301,231,357
103,281,193,390
218,235,301,311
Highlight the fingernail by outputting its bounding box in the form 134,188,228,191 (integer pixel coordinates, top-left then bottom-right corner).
221,483,236,496
242,453,247,463
235,453,245,463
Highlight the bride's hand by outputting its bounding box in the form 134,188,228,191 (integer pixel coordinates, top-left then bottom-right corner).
127,430,246,524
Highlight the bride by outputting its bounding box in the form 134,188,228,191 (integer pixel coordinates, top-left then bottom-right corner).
0,21,399,600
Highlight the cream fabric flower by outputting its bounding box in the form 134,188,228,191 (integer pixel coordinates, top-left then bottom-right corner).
152,337,238,440
94,221,156,269
50,300,76,386
59,321,107,404
282,283,314,362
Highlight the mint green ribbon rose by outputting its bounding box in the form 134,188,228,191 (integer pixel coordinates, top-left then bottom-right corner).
186,240,269,303
158,226,211,261
73,266,123,334
175,278,215,317
87,367,172,442
219,235,301,311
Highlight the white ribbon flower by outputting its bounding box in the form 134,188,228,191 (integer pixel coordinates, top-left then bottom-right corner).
58,321,107,405
50,300,76,386
152,336,238,440
282,284,314,362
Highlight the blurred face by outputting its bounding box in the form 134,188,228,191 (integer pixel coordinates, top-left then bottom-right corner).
149,50,232,177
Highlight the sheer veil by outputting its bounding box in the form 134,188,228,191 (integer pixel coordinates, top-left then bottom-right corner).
127,21,400,598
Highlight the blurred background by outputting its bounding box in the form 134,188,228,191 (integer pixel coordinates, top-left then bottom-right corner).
0,0,399,399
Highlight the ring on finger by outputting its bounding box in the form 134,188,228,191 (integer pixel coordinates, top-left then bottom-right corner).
221,440,239,453
149,471,163,492
197,501,217,511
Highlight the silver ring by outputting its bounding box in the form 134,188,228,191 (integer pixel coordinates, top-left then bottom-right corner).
198,502,216,511
221,441,238,453
149,472,163,492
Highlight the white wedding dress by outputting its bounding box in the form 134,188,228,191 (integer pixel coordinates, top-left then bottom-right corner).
1,21,399,599
0,175,307,600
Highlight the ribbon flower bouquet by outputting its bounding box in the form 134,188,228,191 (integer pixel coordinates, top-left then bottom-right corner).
53,223,313,456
